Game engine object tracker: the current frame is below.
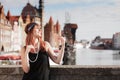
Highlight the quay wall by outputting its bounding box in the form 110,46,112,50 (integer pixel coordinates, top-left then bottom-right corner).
0,65,120,80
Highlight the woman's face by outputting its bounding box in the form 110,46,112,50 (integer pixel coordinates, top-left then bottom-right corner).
33,25,42,38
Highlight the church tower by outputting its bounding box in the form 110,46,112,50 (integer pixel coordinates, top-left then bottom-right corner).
39,0,44,40
39,0,44,27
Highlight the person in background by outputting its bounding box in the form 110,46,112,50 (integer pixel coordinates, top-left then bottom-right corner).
20,22,65,80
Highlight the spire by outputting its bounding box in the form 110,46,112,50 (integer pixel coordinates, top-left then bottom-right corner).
6,10,11,20
39,0,44,9
49,16,53,25
56,20,59,26
28,0,30,3
7,10,11,17
0,2,1,7
39,0,44,27
27,0,31,6
55,20,61,35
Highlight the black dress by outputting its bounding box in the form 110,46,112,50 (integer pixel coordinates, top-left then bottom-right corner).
22,50,50,80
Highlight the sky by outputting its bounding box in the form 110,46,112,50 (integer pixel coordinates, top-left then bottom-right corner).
1,0,120,41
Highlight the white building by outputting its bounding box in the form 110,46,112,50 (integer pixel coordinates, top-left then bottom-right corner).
113,32,120,50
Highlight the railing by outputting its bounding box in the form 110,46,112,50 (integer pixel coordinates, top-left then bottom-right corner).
0,65,120,80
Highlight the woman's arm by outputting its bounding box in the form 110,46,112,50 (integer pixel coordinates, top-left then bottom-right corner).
20,45,33,73
46,37,65,64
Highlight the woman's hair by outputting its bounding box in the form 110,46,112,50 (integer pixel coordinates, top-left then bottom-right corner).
25,22,46,51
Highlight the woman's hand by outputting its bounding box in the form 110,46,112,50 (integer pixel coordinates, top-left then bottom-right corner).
25,45,34,53
61,37,65,44
58,36,65,46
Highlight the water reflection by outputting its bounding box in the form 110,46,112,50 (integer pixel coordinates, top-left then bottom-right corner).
113,53,120,60
76,48,120,65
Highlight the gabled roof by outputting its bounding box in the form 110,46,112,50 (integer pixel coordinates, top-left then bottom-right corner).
55,20,60,33
49,16,54,25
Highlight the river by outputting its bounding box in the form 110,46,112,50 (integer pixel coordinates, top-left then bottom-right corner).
76,48,120,65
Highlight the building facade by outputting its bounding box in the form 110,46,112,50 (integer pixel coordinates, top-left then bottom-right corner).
112,32,120,50
0,5,12,52
0,0,43,51
0,0,63,52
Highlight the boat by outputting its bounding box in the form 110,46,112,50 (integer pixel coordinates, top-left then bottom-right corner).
90,41,105,50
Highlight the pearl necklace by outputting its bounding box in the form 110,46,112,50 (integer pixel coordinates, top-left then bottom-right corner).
29,42,40,63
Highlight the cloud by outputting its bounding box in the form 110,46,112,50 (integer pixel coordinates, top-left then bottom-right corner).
45,0,113,5
46,1,120,24
45,0,80,4
1,0,120,40
1,0,39,7
44,0,120,40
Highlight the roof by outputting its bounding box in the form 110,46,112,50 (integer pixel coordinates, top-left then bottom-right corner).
21,2,40,23
0,6,4,14
64,23,78,29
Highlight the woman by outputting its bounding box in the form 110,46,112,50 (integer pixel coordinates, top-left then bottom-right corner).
20,22,65,80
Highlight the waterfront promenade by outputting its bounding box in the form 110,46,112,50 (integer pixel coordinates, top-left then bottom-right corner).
0,48,120,80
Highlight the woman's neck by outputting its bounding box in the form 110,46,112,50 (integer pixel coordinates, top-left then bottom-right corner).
33,36,38,42
33,37,40,52
32,37,38,46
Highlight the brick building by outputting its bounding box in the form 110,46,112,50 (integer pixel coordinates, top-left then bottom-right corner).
44,17,61,48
